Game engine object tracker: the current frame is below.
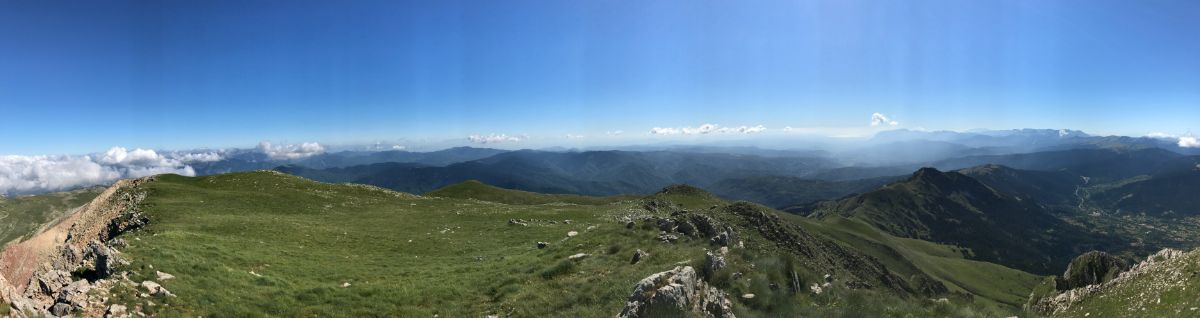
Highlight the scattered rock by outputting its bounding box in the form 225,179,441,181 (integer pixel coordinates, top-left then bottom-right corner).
567,231,579,237
56,280,92,310
140,281,174,297
37,270,73,296
568,253,589,261
107,304,128,317
155,271,175,281
508,219,529,226
537,241,549,249
741,294,755,299
617,266,735,318
631,249,649,264
341,282,351,288
658,233,679,243
50,303,72,316
564,220,572,224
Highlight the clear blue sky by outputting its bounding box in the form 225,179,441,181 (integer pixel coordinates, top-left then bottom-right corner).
2,0,1198,154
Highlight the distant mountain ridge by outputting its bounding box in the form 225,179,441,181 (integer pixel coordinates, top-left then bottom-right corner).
807,167,1122,274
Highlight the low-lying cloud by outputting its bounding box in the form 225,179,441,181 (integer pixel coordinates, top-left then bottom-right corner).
1179,136,1200,148
870,113,899,126
649,124,767,135
468,134,524,144
0,147,198,196
258,141,326,160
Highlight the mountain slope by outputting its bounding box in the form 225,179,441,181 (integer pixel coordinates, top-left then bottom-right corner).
190,147,507,175
808,167,1120,274
279,150,836,196
425,180,634,205
0,187,103,247
957,164,1082,207
1087,156,1200,217
707,175,900,209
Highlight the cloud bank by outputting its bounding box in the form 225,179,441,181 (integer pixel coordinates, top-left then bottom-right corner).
468,134,524,144
0,147,198,196
649,124,767,135
870,113,899,126
258,141,326,160
1179,136,1200,148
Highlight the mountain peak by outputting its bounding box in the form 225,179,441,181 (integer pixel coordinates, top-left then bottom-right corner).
909,167,946,181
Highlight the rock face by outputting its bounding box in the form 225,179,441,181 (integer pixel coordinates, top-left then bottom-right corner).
1027,248,1190,315
704,249,727,278
617,266,735,318
0,177,155,316
642,209,742,248
1058,251,1128,290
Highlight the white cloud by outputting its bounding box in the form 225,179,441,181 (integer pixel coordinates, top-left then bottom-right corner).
0,147,196,196
1179,136,1200,148
467,134,523,144
606,130,624,136
649,124,767,135
170,151,224,163
870,113,899,126
566,134,585,139
650,127,682,135
258,141,326,160
1146,132,1177,139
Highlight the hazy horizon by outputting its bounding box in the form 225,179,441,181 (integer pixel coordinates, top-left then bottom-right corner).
4,0,1200,155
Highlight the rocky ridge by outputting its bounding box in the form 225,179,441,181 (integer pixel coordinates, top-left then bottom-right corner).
0,177,160,317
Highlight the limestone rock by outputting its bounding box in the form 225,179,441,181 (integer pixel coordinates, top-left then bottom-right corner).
617,266,735,318
704,250,727,278
155,271,175,281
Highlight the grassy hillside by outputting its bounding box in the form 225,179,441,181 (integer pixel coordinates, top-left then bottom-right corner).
425,180,635,205
800,217,1043,309
93,171,1029,317
708,175,899,209
0,187,103,246
808,167,1122,275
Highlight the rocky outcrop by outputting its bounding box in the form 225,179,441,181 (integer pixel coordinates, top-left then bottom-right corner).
617,266,735,318
704,248,727,278
1027,248,1191,315
0,177,155,317
642,210,742,248
1058,251,1128,290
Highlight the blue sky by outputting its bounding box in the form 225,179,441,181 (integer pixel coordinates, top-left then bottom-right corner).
2,0,1199,155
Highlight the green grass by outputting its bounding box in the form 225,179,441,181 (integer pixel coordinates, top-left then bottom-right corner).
112,172,715,317
425,180,635,205
0,187,103,246
102,171,1044,317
